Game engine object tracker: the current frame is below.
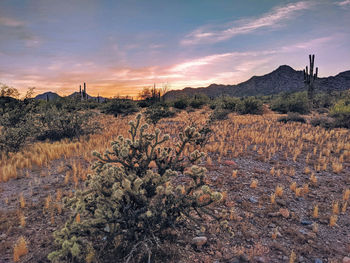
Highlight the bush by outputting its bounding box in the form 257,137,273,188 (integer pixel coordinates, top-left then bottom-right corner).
0,100,39,153
0,126,33,153
48,114,225,263
221,97,241,111
0,99,99,153
173,97,189,109
278,112,306,123
310,116,335,129
238,97,263,115
36,106,98,141
210,108,231,121
0,96,20,114
102,99,139,117
330,99,350,128
189,95,209,109
271,92,309,114
145,105,175,125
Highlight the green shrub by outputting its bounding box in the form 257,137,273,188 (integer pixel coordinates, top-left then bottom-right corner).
0,99,99,153
173,97,189,109
0,100,39,153
210,108,231,121
36,106,98,141
238,97,263,115
271,92,309,114
0,126,33,153
221,97,241,111
0,96,20,114
310,116,335,129
48,114,224,263
102,99,139,117
330,99,350,128
278,112,306,123
189,95,209,109
145,105,175,125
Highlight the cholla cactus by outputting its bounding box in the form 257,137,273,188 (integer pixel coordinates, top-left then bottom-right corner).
48,114,223,262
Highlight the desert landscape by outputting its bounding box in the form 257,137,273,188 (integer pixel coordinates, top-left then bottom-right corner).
1,1,350,263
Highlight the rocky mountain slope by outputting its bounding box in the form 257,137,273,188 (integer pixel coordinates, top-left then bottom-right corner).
164,65,350,99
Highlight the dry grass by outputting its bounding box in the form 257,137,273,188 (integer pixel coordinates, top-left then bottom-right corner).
1,109,350,262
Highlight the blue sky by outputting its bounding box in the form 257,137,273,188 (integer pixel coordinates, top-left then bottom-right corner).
0,0,349,97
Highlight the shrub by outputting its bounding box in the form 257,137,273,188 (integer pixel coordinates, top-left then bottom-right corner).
189,95,209,109
173,97,189,109
221,97,241,111
238,97,263,115
0,96,20,114
102,99,139,117
210,108,231,121
0,100,39,153
330,99,350,128
48,114,224,263
36,106,98,141
145,105,175,125
0,126,33,153
310,116,335,129
278,112,306,123
271,92,309,114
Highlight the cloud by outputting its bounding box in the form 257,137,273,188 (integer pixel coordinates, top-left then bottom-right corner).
337,0,350,6
0,32,342,98
181,1,313,45
0,17,24,27
0,16,41,48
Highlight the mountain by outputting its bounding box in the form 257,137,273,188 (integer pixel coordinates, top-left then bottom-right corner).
34,91,61,100
164,65,350,99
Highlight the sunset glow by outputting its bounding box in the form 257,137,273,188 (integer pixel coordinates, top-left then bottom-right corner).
0,0,349,98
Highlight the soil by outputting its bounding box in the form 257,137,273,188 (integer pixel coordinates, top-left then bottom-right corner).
1,114,350,263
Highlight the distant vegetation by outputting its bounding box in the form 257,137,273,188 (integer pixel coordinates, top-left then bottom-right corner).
1,80,350,155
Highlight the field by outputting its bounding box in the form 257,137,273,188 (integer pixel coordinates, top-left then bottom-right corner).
0,109,350,263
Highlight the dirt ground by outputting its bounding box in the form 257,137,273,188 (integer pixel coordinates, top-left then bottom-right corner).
1,114,350,263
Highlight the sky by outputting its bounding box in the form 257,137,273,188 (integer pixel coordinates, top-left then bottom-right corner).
0,0,349,98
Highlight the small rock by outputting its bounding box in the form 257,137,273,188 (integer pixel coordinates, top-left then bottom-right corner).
307,232,316,239
279,208,290,218
255,256,267,263
249,197,258,203
319,219,328,224
267,212,280,217
268,223,276,228
215,251,222,258
223,160,236,166
343,257,350,263
301,219,313,225
239,254,249,262
314,258,323,263
276,199,286,206
299,229,308,235
192,236,207,248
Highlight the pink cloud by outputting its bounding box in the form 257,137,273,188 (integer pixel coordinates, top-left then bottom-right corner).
181,1,313,45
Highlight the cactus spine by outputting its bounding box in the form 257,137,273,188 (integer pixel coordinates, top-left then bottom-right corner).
303,54,318,103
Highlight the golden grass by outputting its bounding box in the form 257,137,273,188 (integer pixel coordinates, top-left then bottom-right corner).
13,236,28,262
1,109,350,260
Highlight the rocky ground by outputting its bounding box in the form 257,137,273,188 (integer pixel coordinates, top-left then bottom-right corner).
0,114,350,263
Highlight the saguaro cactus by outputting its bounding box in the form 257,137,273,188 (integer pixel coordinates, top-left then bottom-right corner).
303,54,318,103
83,82,87,100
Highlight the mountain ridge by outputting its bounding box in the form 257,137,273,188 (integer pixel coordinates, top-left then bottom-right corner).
164,65,350,99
